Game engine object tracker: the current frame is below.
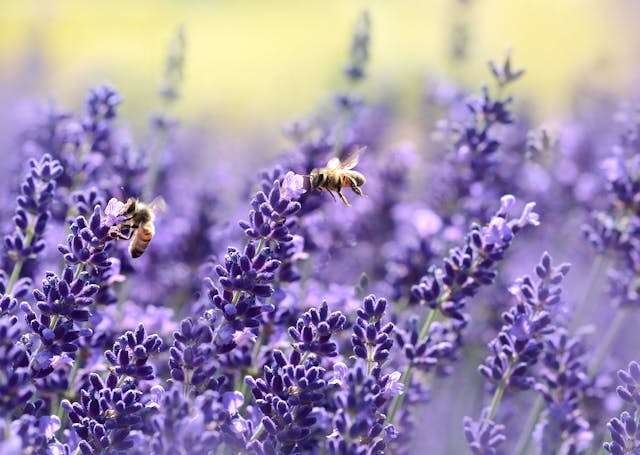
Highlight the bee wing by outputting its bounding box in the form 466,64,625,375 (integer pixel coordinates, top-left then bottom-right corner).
339,147,365,170
326,157,341,169
148,196,168,216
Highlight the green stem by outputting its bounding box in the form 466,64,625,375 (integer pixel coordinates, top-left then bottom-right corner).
255,238,265,255
588,308,629,378
73,263,85,279
486,372,509,422
56,351,82,416
53,349,85,438
513,396,544,455
511,256,608,454
300,351,310,364
116,374,128,388
250,423,264,443
479,358,515,429
366,345,374,375
6,217,36,294
47,314,59,331
419,307,439,339
239,332,265,401
387,362,413,424
183,369,192,397
6,259,25,295
570,254,606,331
387,308,438,424
583,310,632,455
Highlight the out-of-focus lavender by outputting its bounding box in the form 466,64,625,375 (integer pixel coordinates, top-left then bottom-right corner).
1,9,640,455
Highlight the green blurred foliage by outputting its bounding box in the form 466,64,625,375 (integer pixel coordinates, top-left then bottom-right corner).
1,0,638,132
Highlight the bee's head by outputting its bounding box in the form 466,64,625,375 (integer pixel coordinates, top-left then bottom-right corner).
309,169,323,189
124,198,138,215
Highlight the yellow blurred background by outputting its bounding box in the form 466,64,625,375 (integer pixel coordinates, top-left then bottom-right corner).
1,0,638,132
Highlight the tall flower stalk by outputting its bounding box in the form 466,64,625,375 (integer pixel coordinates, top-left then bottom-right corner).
464,252,574,453
388,195,540,425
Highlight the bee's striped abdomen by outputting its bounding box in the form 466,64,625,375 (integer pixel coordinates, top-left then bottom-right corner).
129,223,155,258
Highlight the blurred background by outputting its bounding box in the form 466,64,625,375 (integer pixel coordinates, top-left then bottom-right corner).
1,0,639,136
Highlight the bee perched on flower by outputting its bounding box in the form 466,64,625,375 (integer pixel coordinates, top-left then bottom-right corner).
105,196,167,258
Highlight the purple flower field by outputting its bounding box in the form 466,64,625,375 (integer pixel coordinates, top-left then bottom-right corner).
2,7,640,455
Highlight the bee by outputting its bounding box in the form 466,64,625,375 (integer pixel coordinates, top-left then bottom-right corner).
288,385,301,396
109,197,167,258
104,409,119,419
309,148,366,207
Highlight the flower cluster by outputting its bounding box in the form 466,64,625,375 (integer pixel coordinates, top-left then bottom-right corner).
603,361,640,454
204,176,303,354
4,154,63,266
409,195,540,320
3,9,640,455
584,150,640,309
245,349,327,453
59,205,116,276
327,295,401,455
465,252,572,454
351,295,394,370
19,197,121,382
168,317,218,394
148,386,250,454
82,85,122,157
0,312,32,417
104,324,162,381
428,53,524,226
536,329,592,454
21,267,97,378
477,253,569,391
62,372,147,454
328,365,400,455
288,301,346,359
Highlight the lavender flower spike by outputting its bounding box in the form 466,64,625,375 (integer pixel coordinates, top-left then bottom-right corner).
4,154,63,287
603,361,640,454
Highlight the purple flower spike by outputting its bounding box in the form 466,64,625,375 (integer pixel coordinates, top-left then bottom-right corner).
5,154,62,263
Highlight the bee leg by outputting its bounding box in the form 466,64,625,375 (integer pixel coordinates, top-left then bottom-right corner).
112,229,134,241
351,185,363,197
337,189,350,207
109,224,135,240
347,176,364,197
326,189,338,202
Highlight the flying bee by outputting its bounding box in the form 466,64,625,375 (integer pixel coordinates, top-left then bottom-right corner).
309,148,366,207
109,197,167,258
